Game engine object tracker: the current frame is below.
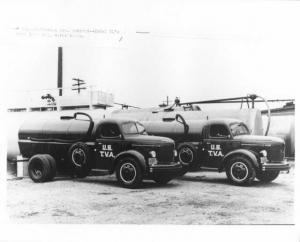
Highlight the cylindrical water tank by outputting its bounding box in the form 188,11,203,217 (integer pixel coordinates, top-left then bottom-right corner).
262,114,295,157
112,108,264,135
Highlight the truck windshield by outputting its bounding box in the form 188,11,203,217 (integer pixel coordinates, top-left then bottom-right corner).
230,123,250,136
122,122,146,135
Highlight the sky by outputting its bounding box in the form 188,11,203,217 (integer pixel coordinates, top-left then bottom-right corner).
2,0,300,109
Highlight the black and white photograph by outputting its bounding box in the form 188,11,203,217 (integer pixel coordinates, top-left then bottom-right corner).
1,0,299,241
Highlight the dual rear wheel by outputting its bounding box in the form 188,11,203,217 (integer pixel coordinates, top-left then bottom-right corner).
28,154,56,182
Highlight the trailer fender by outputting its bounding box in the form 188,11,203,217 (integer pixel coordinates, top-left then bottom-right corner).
220,149,259,172
113,150,147,173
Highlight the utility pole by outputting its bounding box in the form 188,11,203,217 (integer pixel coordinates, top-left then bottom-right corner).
72,78,87,94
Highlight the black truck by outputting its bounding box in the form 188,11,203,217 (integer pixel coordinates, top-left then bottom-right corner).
18,112,182,188
142,114,290,185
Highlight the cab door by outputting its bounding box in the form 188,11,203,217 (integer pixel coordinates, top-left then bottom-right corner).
95,122,124,170
201,124,233,168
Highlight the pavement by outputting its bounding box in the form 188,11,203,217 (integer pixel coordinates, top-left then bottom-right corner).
6,166,294,224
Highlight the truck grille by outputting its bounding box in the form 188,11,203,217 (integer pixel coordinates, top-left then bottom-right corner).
268,143,285,162
157,143,175,164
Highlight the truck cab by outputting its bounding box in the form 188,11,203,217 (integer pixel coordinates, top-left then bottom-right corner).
142,116,290,185
18,112,182,188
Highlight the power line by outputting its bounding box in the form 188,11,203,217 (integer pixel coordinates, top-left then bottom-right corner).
72,78,87,94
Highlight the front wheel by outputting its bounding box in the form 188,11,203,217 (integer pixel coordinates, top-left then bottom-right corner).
226,156,256,186
116,157,143,188
256,171,280,183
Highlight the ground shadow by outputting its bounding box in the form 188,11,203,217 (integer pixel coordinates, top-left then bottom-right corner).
61,176,181,190
177,174,285,188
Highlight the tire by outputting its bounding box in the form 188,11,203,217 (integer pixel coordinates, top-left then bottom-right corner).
43,154,57,181
68,142,91,178
116,157,143,188
153,176,172,185
226,156,256,186
256,171,280,183
178,144,197,168
28,154,52,183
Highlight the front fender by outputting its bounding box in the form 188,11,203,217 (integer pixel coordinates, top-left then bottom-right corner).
220,149,259,171
113,150,147,172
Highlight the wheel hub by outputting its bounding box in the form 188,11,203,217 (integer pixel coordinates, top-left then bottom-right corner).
179,147,193,164
72,148,86,167
231,162,248,181
120,163,136,183
33,168,42,178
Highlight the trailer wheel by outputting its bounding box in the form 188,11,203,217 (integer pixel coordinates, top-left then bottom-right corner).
68,142,91,178
256,171,280,183
116,157,143,188
28,154,52,183
178,144,197,168
226,156,256,186
43,154,57,181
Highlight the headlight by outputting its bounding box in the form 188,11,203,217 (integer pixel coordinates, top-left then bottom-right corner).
260,150,267,157
174,149,178,157
149,151,156,158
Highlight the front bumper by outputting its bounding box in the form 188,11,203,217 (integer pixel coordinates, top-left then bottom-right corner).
148,162,183,176
261,159,290,172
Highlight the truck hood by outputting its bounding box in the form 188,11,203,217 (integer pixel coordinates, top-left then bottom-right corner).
233,135,284,144
125,134,174,145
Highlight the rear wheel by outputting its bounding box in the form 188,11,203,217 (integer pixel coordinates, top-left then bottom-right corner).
226,156,256,186
178,144,198,169
43,154,57,181
116,157,143,188
68,142,91,178
256,171,280,183
28,154,52,183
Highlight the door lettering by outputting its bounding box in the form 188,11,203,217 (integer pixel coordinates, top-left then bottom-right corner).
208,144,224,157
99,144,114,158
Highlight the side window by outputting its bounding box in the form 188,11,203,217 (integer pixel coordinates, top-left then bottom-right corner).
210,124,230,138
99,123,121,138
